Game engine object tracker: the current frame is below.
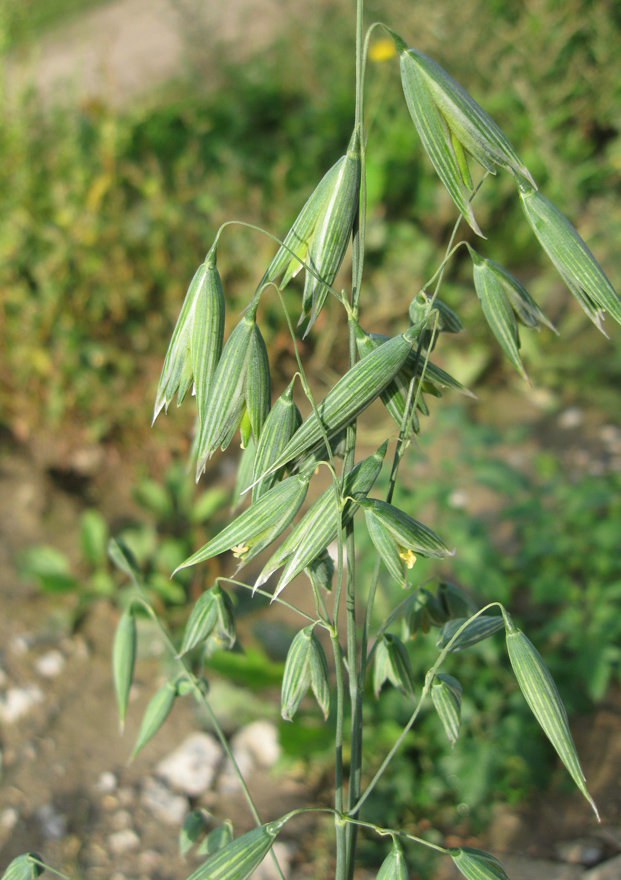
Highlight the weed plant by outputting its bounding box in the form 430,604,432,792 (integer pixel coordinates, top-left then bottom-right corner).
4,3,621,880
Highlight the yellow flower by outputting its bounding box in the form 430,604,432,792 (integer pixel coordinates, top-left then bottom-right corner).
399,548,417,569
369,38,397,63
232,543,250,559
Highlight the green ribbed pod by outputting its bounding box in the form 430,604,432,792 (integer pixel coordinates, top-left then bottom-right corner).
176,471,312,572
178,584,236,657
505,616,598,816
281,625,330,720
0,855,44,880
154,244,225,422
436,615,505,651
360,499,451,561
196,306,270,477
256,442,388,595
450,847,509,880
257,324,422,479
389,28,535,235
376,838,408,880
184,821,284,880
373,634,416,699
252,379,303,501
432,673,462,746
519,185,621,333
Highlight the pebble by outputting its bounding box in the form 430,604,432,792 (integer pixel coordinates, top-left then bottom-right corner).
117,786,135,808
0,687,44,723
249,842,293,880
111,810,133,831
156,732,223,797
558,407,584,429
219,721,281,793
583,854,621,880
140,777,187,825
35,650,66,679
137,850,162,873
108,829,141,856
96,771,118,794
36,803,68,840
556,838,605,867
0,807,19,833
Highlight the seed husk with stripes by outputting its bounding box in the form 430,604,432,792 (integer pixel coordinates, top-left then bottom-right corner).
519,185,621,333
257,324,423,480
176,471,312,573
505,615,598,816
373,633,416,698
0,855,44,880
436,615,505,651
256,442,387,595
184,821,284,880
281,625,330,720
196,307,270,476
360,499,451,559
450,847,510,880
252,379,303,501
432,673,462,746
376,838,409,880
178,585,236,657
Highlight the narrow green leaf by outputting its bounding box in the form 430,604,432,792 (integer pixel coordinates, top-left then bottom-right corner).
450,847,510,880
184,822,281,880
108,537,141,584
80,509,109,567
505,619,598,817
113,606,137,730
130,680,177,759
520,186,621,332
437,615,505,651
432,673,462,746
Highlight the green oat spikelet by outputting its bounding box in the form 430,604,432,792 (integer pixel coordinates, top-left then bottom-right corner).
504,614,598,817
281,625,330,721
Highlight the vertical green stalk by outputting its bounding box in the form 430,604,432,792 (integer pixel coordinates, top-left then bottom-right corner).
343,2,367,879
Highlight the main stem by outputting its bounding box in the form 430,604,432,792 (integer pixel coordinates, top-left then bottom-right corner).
342,2,366,879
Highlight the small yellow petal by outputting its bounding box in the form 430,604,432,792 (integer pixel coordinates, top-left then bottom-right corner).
369,38,397,63
232,543,250,558
399,548,417,569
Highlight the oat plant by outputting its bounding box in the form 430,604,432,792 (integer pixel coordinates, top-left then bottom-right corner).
6,4,620,880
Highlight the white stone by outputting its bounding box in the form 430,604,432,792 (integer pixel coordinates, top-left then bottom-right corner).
96,771,118,794
108,829,141,855
0,686,43,723
35,650,66,679
111,810,133,831
582,854,621,880
140,777,187,825
218,721,281,793
0,808,19,833
156,732,223,797
558,407,584,429
556,838,604,867
36,803,67,840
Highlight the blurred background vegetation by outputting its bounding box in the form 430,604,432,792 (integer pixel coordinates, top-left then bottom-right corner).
1,0,620,859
